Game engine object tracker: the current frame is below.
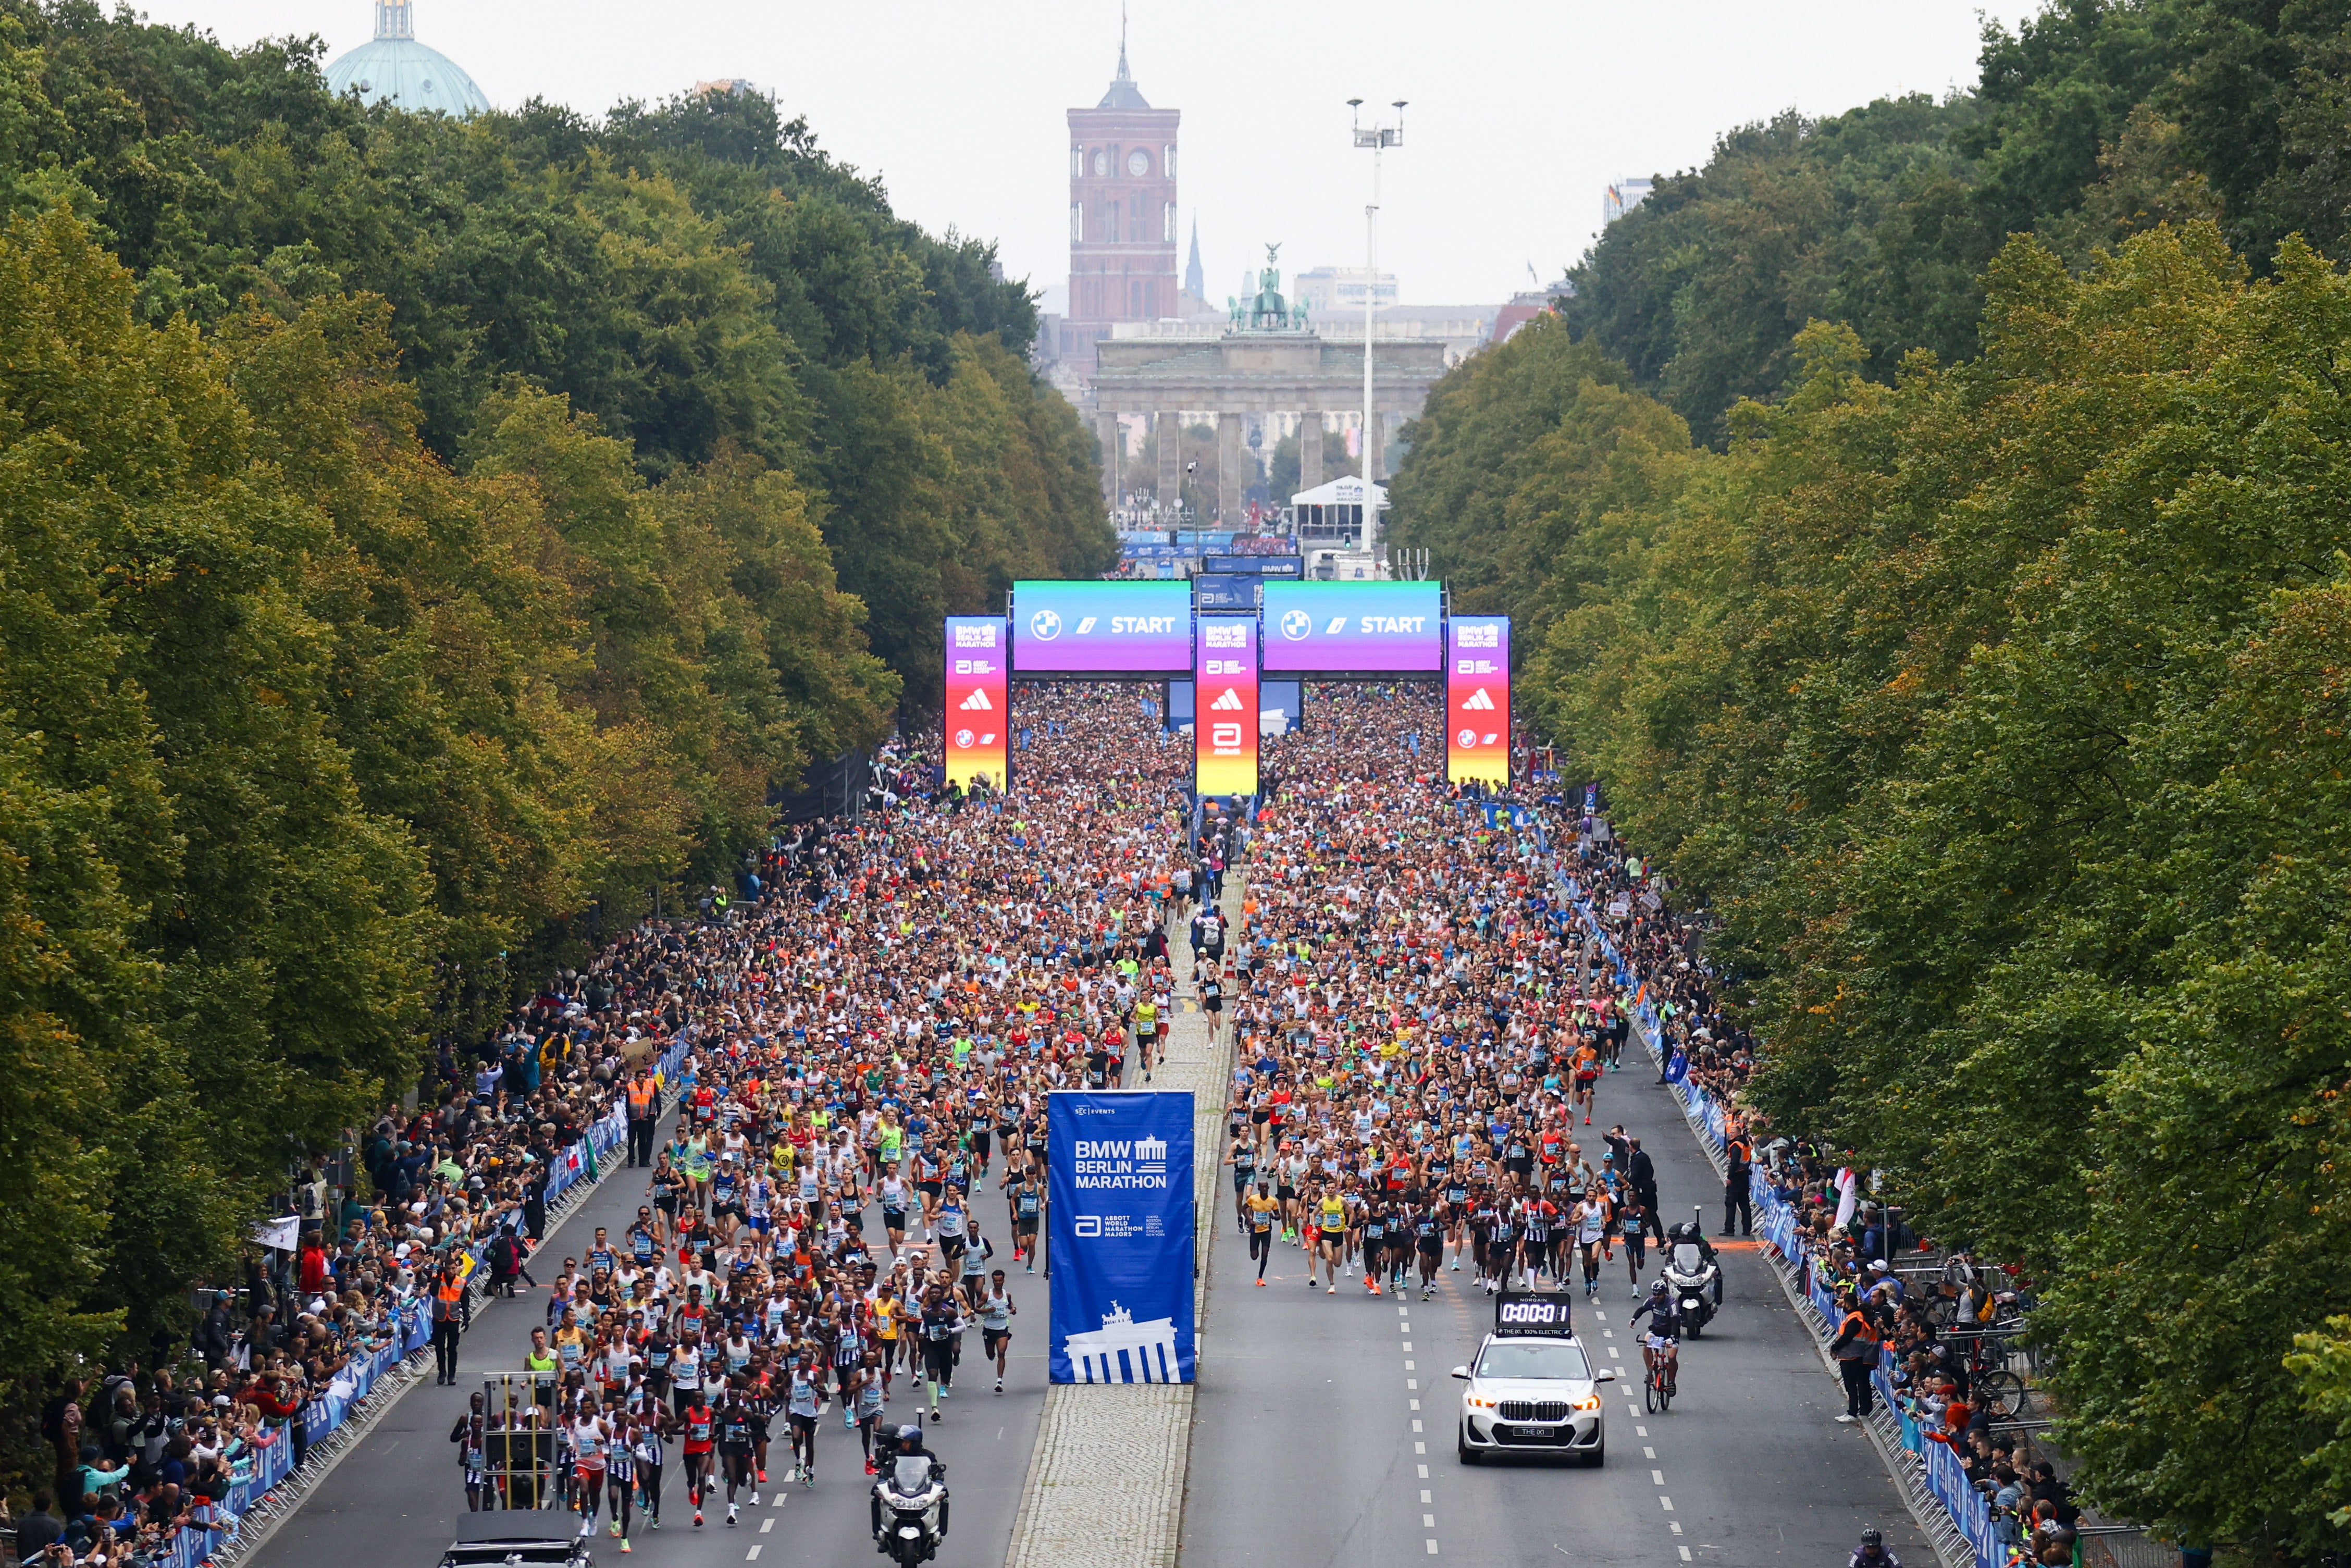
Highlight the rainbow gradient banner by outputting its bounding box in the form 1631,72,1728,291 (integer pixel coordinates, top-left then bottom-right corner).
1446,615,1509,785
945,616,1009,790
1194,614,1259,799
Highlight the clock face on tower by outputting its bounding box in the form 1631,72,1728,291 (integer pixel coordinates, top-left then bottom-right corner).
1127,149,1151,176
1092,150,1107,177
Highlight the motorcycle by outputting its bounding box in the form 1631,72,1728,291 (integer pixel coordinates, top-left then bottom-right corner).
1664,1207,1722,1338
871,1449,950,1565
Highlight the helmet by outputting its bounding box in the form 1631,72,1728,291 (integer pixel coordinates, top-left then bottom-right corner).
1650,1279,1669,1295
898,1424,923,1444
1861,1529,1884,1549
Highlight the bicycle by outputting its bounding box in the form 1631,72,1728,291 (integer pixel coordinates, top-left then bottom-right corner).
1643,1350,1675,1414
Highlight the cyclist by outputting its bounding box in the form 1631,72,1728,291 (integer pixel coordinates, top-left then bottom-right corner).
1630,1279,1683,1397
1849,1527,1902,1568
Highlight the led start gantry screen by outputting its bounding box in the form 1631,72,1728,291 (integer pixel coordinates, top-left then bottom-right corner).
1011,581,1193,676
1259,581,1444,675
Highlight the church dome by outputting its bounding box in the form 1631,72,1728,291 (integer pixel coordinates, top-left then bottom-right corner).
325,2,489,117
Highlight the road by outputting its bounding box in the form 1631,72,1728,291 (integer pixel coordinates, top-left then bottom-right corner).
246,1101,1051,1568
1179,1057,1934,1567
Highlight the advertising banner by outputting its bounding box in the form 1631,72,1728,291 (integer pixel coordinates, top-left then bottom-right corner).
1446,614,1511,785
943,616,1009,789
1194,614,1259,799
1260,581,1443,674
1012,581,1192,675
1048,1091,1196,1384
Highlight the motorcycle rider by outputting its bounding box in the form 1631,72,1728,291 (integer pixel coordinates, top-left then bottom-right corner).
1849,1527,1901,1568
1666,1214,1723,1306
871,1424,947,1553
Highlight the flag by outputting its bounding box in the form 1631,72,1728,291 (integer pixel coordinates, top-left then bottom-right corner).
1664,1045,1688,1084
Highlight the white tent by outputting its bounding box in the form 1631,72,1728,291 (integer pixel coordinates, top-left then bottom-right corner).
1289,475,1387,509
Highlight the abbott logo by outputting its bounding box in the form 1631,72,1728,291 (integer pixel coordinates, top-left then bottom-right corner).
1211,722,1244,748
1072,1216,1102,1237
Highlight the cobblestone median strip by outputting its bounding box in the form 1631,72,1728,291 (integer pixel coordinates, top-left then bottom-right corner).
1005,879,1239,1568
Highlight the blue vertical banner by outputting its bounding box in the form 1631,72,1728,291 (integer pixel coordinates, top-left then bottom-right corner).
1048,1092,1196,1384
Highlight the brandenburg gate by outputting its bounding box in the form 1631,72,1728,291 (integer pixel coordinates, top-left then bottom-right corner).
1087,252,1447,523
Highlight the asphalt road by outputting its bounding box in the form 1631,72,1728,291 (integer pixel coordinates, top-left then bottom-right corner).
1179,1059,1934,1568
247,1103,1051,1568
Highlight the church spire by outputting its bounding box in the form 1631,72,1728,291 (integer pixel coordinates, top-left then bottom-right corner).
1185,217,1204,300
1117,3,1130,81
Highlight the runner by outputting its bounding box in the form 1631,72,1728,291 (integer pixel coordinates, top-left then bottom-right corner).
977,1269,1018,1393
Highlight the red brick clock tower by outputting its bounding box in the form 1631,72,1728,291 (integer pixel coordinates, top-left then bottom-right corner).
1061,38,1179,383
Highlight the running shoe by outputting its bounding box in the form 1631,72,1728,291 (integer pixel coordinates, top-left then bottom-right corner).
757,1470,767,1483
610,1520,621,1537
806,1472,816,1490
1327,1284,1337,1294
1256,1279,1266,1288
726,1508,738,1527
692,1512,704,1529
750,1491,761,1505
864,1460,878,1476
995,1379,1004,1393
1451,1261,1460,1270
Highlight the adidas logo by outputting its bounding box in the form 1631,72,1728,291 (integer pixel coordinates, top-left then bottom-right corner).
1462,688,1495,711
959,688,993,711
1209,688,1245,711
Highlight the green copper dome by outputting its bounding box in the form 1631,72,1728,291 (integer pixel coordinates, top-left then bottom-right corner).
324,2,489,116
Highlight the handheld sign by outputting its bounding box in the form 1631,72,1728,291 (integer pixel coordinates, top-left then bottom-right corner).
1494,1290,1574,1337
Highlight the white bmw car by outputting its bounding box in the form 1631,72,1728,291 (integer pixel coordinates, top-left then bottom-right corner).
1454,1297,1614,1465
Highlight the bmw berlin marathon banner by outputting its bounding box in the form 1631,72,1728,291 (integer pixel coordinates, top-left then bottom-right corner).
1011,580,1192,677
1446,614,1511,785
943,616,1009,789
1194,614,1259,798
1260,581,1443,676
1048,1092,1196,1384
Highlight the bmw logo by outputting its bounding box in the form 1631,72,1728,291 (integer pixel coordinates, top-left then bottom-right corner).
1457,729,1478,749
955,728,975,748
1030,609,1062,641
1279,609,1313,641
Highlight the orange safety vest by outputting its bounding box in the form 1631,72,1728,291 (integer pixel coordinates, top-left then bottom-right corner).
628,1080,655,1116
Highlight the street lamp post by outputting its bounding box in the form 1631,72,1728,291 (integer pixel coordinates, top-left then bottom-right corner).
1349,96,1404,571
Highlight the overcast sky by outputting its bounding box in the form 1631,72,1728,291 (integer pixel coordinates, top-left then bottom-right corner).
146,0,2047,308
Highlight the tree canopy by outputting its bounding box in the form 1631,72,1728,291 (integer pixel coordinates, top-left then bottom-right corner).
1392,5,2351,1547
0,0,1108,1385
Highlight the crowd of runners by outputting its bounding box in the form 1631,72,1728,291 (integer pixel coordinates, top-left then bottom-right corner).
1214,685,1685,1308
429,670,1747,1555
449,683,1244,1550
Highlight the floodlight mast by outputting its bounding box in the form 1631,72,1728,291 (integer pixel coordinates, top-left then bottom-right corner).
1350,98,1405,570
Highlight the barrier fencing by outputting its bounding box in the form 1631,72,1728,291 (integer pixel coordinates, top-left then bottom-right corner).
157,1034,691,1568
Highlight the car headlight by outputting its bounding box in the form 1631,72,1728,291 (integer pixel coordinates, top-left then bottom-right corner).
1572,1394,1602,1411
